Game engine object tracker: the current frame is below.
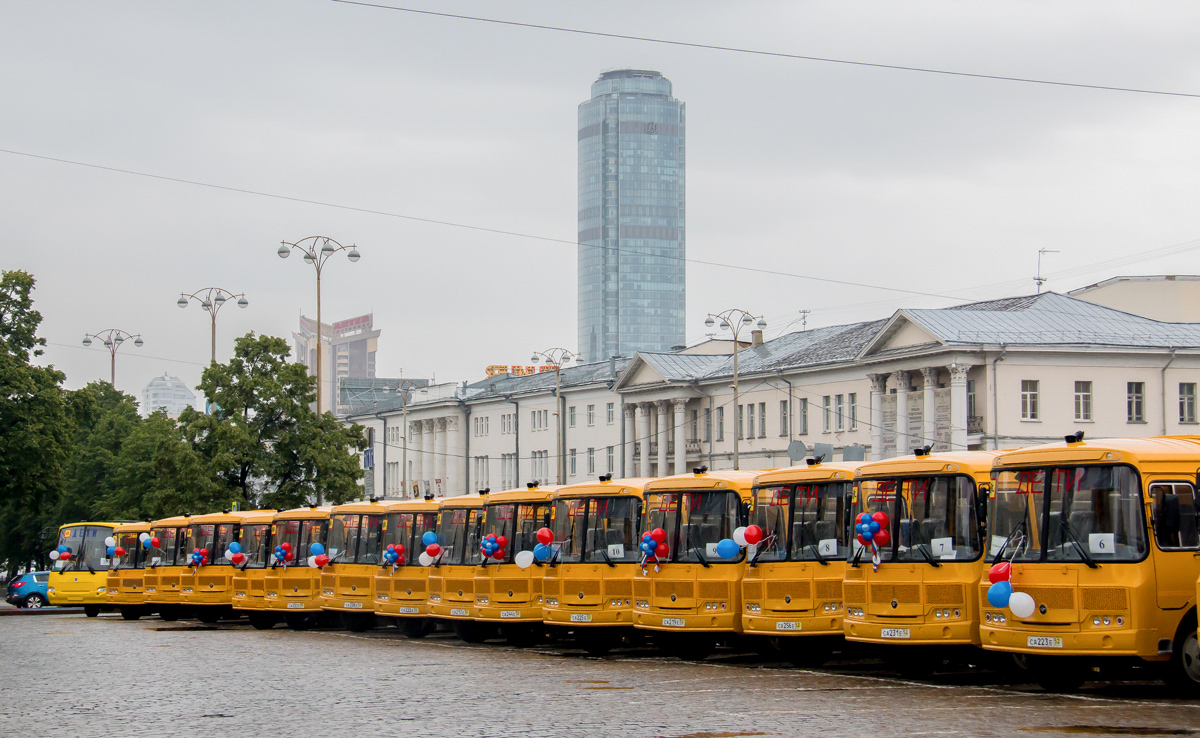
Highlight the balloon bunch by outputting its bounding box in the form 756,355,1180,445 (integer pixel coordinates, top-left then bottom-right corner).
384,543,405,568
639,528,668,561
854,512,890,572
310,542,329,568
103,536,125,559
986,561,1036,618
226,542,246,565
138,533,159,549
480,534,507,562
48,545,72,562
188,548,209,567
274,541,294,567
532,527,554,563
713,525,764,561
419,531,441,567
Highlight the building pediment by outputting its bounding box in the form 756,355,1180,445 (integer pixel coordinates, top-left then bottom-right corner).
857,312,944,359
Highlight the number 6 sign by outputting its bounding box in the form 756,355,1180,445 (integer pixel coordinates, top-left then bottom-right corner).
1089,532,1114,554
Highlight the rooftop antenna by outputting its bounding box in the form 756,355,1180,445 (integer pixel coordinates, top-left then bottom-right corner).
798,309,811,331
1034,249,1059,293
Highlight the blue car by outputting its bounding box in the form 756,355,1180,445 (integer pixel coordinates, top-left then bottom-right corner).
6,571,50,608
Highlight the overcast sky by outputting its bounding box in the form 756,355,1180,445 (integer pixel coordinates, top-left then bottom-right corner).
4,1,1200,404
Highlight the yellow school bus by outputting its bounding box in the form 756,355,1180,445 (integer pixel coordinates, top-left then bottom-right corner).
842,449,1000,677
543,476,649,655
743,461,862,665
231,509,278,629
632,467,760,660
49,521,122,616
321,499,387,631
983,435,1200,694
374,498,439,637
144,514,193,621
475,483,561,645
265,506,332,630
106,521,153,620
180,510,274,623
427,494,486,642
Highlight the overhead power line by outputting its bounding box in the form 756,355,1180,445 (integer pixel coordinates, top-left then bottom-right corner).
329,1,1200,101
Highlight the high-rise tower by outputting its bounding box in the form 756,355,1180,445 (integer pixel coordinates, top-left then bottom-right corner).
578,69,685,362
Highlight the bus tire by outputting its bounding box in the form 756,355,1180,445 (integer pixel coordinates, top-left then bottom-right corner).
1164,611,1200,695
248,612,276,630
1027,655,1088,693
83,605,101,618
119,607,142,621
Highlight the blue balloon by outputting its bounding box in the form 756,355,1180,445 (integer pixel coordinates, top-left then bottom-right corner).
869,520,881,533
861,529,874,542
229,542,242,554
987,581,1013,608
57,545,68,554
142,538,151,548
107,546,116,556
309,543,324,556
642,533,652,542
533,543,551,561
715,538,740,559
422,531,438,546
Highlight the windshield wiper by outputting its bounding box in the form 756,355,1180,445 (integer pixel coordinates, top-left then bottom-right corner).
549,549,561,568
850,545,865,568
691,544,711,568
991,520,1026,565
598,549,616,568
806,543,830,566
914,544,941,568
1059,519,1099,569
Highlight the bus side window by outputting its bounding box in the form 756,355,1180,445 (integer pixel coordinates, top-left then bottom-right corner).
1151,483,1200,549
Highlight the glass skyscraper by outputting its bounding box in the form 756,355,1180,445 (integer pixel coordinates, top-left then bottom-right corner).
578,69,685,362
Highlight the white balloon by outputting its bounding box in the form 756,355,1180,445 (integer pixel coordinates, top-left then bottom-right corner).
418,552,434,567
48,550,60,561
1009,591,1036,619
307,556,317,568
732,527,749,547
139,533,150,542
104,537,116,547
224,549,234,560
514,550,536,570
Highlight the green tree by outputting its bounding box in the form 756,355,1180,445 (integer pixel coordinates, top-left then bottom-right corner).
57,381,141,524
0,271,72,576
181,332,366,511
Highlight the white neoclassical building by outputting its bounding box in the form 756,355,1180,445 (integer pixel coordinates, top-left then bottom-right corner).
348,280,1200,500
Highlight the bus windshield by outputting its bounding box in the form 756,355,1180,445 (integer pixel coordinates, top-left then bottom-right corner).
991,466,1146,563
327,514,383,564
147,527,179,567
114,532,142,569
434,508,480,566
237,524,271,569
752,483,851,562
189,524,235,565
551,497,641,564
271,519,327,566
644,490,742,564
552,498,588,564
854,476,980,563
483,502,549,563
55,525,113,572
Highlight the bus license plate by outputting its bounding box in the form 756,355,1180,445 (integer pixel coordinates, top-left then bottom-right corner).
571,613,592,622
399,607,419,614
662,617,686,628
287,602,304,609
776,621,799,631
501,610,521,618
344,601,363,609
1028,636,1063,649
450,608,469,616
881,628,910,639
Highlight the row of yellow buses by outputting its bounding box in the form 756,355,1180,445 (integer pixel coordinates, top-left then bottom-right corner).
61,433,1200,694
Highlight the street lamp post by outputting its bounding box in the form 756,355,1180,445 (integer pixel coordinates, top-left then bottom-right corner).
382,379,424,498
704,309,767,470
277,236,361,415
176,287,248,363
82,329,144,387
530,347,577,484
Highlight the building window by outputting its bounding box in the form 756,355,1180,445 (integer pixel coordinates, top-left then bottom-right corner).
835,395,845,432
1182,383,1197,424
1074,381,1093,421
606,402,614,424
531,410,538,431
745,404,753,440
1020,380,1039,421
1128,382,1145,423
690,409,698,441
757,402,766,438
473,416,490,437
474,456,490,488
704,408,712,442
848,393,858,430
799,399,808,435
967,380,976,419
569,448,577,476
822,396,832,433
587,404,595,426
606,446,614,473
716,407,725,441
779,400,789,437
586,447,595,475
569,406,576,428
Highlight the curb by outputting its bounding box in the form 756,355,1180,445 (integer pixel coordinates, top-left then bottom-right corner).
0,607,85,616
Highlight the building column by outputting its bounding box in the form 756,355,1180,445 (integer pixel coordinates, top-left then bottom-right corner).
656,401,670,478
624,404,637,477
421,419,435,493
893,371,910,456
869,374,887,460
922,367,938,446
672,398,688,476
434,417,448,496
410,420,423,494
949,363,971,452
637,402,652,478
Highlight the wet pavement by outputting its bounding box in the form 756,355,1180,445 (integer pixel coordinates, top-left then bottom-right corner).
2,613,1199,737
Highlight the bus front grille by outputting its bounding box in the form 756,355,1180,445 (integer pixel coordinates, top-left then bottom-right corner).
924,584,964,605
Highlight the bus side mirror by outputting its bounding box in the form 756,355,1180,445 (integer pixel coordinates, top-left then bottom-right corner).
976,484,990,523
740,501,751,525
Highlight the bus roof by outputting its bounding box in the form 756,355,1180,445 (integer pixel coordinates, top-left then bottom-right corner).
241,510,283,524
113,522,152,534
273,506,333,521
150,515,193,527
754,461,864,486
481,484,563,504
644,468,761,492
555,477,651,499
58,521,121,530
383,498,439,513
437,494,485,510
189,510,275,524
855,450,1002,479
329,500,389,515
994,435,1200,469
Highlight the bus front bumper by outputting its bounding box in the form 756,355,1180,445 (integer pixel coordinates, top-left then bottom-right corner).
374,597,430,617
633,609,739,633
980,624,1153,657
544,606,631,626
843,616,978,645
742,612,843,637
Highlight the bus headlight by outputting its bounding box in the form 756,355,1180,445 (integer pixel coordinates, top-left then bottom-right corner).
477,596,489,604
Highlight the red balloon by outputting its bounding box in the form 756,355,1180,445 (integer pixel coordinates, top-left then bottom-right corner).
493,549,506,561
386,544,395,552
873,529,890,548
314,554,329,567
536,528,554,545
495,536,508,549
656,542,668,555
988,561,1011,584
284,551,293,561
743,525,764,545
59,551,71,561
281,542,291,551
395,556,405,565
486,534,496,542
856,534,867,547
231,552,245,564
150,537,161,548
856,512,869,525
395,544,405,554
650,528,667,544
114,547,125,556
872,511,890,529
426,543,442,557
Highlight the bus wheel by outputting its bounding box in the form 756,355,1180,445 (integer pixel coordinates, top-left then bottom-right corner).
248,612,276,630
402,619,432,638
341,613,376,632
1027,655,1088,693
83,605,101,618
1164,613,1200,695
119,607,142,621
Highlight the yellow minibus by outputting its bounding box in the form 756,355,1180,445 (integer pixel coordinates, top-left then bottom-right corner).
427,494,486,642
144,514,193,621
231,509,278,629
543,475,649,655
181,510,273,623
374,497,439,637
633,467,760,660
321,499,387,631
743,460,862,666
48,521,122,616
106,521,153,620
265,506,331,630
842,449,1000,677
983,434,1200,694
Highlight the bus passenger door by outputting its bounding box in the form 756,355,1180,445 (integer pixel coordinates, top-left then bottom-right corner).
1149,482,1200,610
